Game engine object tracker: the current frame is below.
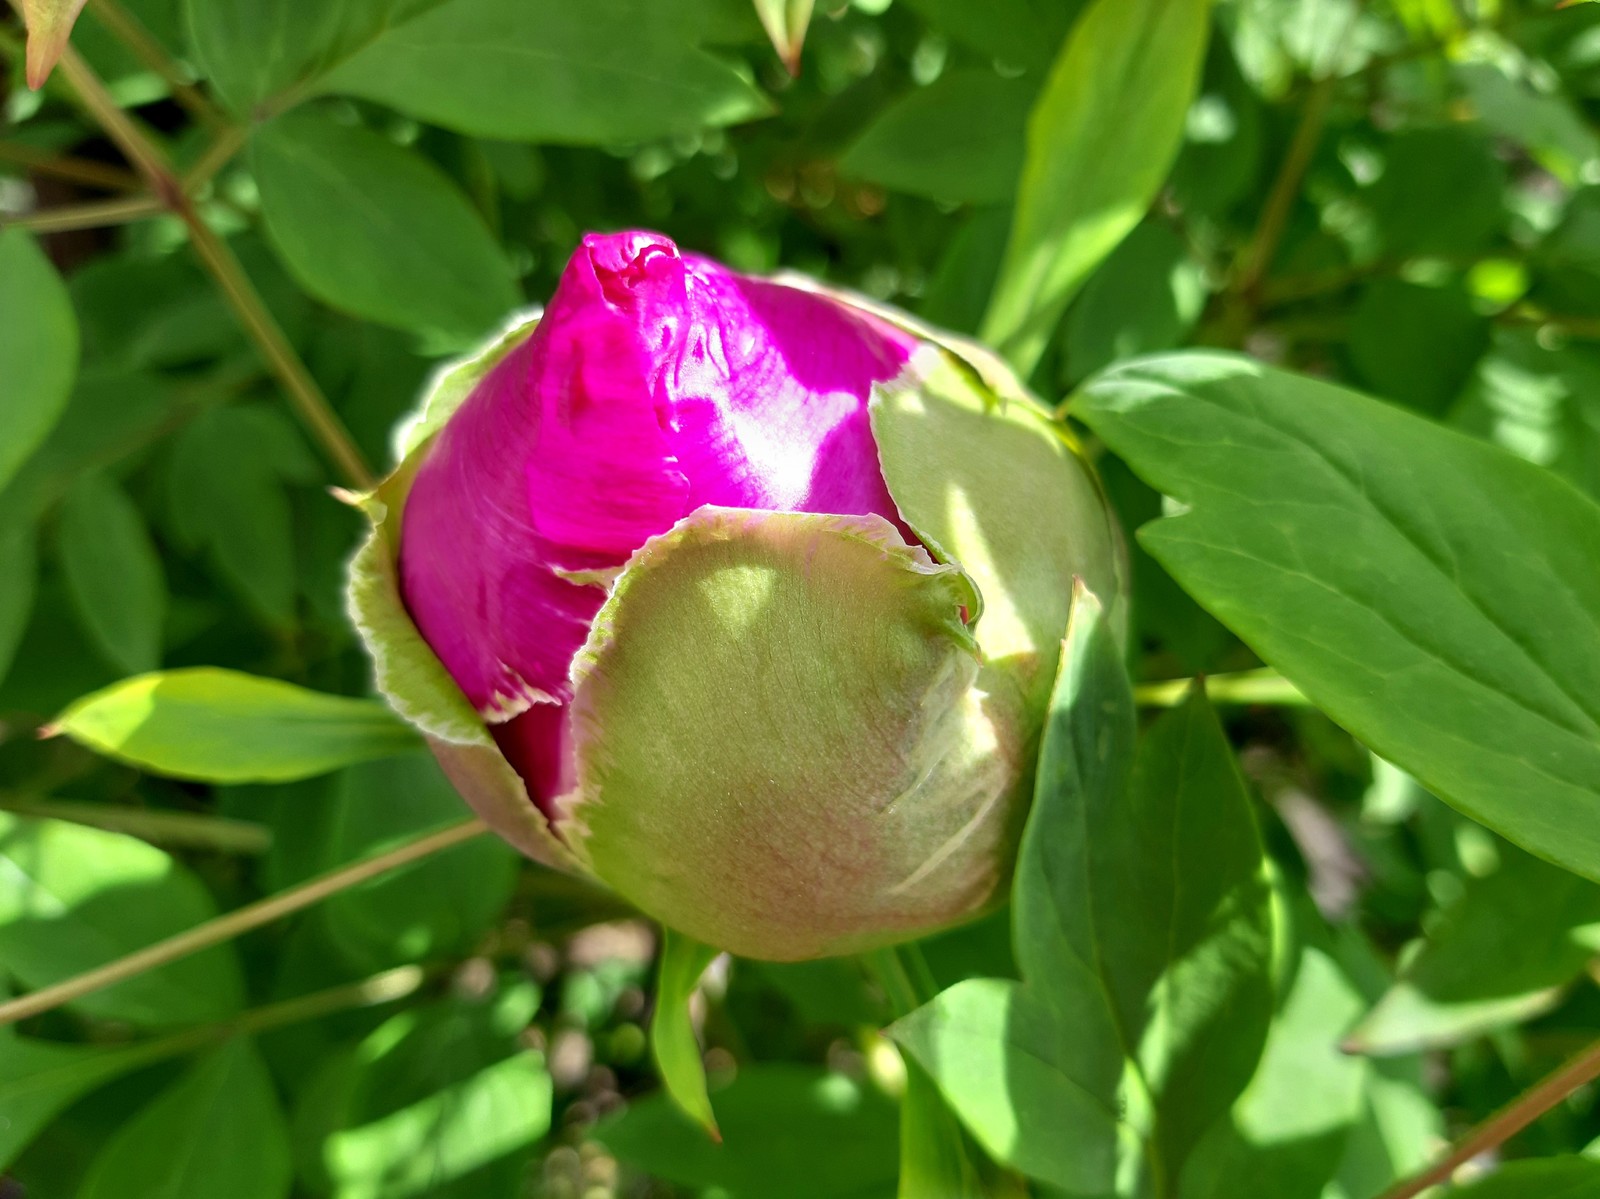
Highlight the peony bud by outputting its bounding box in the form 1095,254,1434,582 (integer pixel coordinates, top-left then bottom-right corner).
348,230,1124,961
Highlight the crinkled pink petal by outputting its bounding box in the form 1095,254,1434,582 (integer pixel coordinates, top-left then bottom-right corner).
398,229,919,814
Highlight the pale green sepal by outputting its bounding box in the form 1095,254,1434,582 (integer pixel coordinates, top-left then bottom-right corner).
651,929,722,1139
562,506,1022,961
871,345,1126,725
345,381,579,873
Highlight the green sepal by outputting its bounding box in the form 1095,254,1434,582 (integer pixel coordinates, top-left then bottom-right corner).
651,928,722,1139
563,506,1015,961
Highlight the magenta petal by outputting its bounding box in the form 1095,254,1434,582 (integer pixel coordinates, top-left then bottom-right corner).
672,256,915,517
399,229,923,813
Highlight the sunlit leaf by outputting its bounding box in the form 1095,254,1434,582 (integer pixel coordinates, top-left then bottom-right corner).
51,667,419,782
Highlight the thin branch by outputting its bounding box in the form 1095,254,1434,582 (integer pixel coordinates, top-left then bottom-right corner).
51,45,377,491
1377,1034,1600,1199
0,818,488,1028
1235,75,1336,303
0,140,141,191
93,965,431,1073
0,795,272,854
1134,668,1308,708
7,192,165,232
84,0,225,130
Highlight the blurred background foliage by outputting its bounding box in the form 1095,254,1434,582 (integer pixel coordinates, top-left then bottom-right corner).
4,0,1600,1195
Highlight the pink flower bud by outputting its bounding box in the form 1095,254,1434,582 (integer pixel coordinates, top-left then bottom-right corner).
351,230,1124,960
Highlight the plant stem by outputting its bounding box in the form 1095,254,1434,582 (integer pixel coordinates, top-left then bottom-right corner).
51,45,376,491
0,817,487,1028
0,140,141,190
1377,1034,1600,1199
182,211,378,489
94,965,431,1074
8,192,166,232
85,0,225,130
0,795,272,854
1134,668,1308,708
1235,75,1335,303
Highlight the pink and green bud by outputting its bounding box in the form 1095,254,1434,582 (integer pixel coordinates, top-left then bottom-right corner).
348,231,1124,961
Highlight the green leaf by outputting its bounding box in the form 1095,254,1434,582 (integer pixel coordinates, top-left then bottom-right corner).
0,1021,166,1168
1439,1158,1600,1198
0,523,37,690
1457,56,1600,188
897,0,1075,72
184,0,428,113
1452,328,1600,502
598,1065,899,1199
651,928,721,1138
1180,944,1368,1199
0,228,78,494
898,1058,984,1199
1062,219,1207,384
166,405,316,629
56,471,167,675
1329,1055,1442,1199
1346,842,1600,1055
294,984,550,1199
319,0,770,144
1366,126,1507,260
51,667,419,782
980,0,1212,374
310,753,518,970
77,1040,292,1199
840,70,1032,205
251,109,519,344
0,371,181,528
892,590,1274,1192
0,811,244,1025
1076,352,1600,883
1348,280,1489,417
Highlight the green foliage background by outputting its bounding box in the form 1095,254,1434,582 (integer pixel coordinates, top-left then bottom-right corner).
4,0,1600,1196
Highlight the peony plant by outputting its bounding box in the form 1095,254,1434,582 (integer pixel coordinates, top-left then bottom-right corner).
348,230,1124,961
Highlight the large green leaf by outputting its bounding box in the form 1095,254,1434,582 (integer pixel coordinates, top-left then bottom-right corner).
1347,841,1600,1055
1076,352,1600,882
980,0,1212,374
51,667,419,782
252,109,520,344
319,0,769,144
891,590,1274,1193
0,811,243,1025
77,1040,292,1199
598,1065,898,1199
56,471,167,675
0,228,78,494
